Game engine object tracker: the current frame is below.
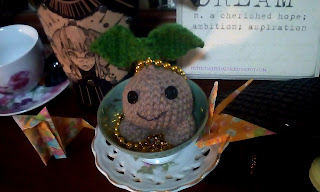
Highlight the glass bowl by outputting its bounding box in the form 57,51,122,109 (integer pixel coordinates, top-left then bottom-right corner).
97,78,208,163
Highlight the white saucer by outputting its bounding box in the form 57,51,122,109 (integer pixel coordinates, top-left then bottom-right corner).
0,80,69,116
92,126,223,192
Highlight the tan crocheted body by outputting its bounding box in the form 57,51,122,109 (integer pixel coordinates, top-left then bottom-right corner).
119,65,196,146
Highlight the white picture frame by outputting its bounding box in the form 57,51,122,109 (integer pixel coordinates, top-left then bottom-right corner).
176,0,320,80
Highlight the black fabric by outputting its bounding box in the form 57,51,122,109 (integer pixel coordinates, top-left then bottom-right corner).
216,78,320,137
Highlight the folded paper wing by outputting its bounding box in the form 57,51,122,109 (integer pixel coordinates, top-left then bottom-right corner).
196,80,276,150
13,107,94,165
196,114,275,150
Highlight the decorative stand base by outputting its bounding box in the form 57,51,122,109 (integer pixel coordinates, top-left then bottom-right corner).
92,126,223,192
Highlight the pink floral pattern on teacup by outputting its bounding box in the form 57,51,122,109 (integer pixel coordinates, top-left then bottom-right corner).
9,71,30,90
0,71,30,94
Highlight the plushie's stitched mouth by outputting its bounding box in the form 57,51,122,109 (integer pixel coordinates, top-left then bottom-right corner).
137,111,167,121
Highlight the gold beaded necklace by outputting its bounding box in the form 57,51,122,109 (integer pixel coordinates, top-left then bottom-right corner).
113,113,173,152
135,58,187,79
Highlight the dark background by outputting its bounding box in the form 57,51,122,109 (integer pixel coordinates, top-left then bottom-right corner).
0,1,319,191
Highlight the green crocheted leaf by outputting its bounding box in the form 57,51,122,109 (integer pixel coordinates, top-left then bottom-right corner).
90,25,139,68
135,38,155,61
91,24,204,68
148,23,204,60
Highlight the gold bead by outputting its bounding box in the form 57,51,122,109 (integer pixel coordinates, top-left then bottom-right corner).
154,60,162,66
119,137,125,143
114,127,118,132
114,131,120,136
134,143,139,149
180,71,186,76
137,60,144,66
163,63,171,69
126,142,133,148
138,63,145,69
145,58,153,65
176,68,182,73
171,65,178,72
135,65,143,73
116,122,120,126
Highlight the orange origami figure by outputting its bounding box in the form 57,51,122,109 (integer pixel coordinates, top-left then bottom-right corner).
196,80,275,152
13,107,94,165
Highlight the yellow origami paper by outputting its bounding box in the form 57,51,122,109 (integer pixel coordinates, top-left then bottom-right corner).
13,107,94,165
196,80,276,151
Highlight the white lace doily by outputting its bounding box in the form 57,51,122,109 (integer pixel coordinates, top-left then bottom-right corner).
92,126,222,192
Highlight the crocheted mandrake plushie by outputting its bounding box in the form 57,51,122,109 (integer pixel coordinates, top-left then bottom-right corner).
91,24,204,150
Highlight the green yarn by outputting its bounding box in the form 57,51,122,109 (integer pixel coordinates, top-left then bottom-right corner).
90,25,138,68
149,23,204,60
90,23,204,68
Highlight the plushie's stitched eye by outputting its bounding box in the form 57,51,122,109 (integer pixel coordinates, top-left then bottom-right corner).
127,91,138,104
165,86,178,100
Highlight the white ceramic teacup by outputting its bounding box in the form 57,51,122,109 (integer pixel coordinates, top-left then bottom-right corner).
0,24,44,95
